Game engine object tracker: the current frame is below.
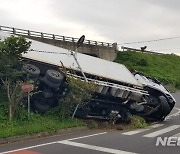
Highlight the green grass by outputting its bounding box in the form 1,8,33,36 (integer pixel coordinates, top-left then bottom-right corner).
0,115,84,139
115,51,180,90
0,89,84,139
123,116,148,130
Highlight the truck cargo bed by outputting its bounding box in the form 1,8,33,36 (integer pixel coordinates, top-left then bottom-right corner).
21,38,142,87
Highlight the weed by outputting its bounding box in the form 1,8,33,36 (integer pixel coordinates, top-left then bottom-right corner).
123,116,148,129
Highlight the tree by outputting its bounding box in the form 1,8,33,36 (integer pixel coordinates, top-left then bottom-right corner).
0,35,31,121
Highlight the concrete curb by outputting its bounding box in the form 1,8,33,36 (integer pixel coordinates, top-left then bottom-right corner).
0,126,89,145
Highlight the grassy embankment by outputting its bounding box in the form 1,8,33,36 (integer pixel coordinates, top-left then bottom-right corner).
115,51,180,91
0,88,84,139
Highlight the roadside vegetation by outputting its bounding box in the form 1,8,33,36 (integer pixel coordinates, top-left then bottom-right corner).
0,36,31,121
115,51,180,91
123,116,148,130
0,79,85,139
0,36,85,139
59,77,96,118
85,115,148,130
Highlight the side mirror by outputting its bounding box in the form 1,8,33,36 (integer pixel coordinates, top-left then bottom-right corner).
76,35,85,48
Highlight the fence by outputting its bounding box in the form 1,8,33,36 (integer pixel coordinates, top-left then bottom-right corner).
0,25,113,47
121,46,164,55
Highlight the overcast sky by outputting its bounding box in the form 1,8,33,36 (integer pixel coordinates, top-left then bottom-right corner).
0,0,180,55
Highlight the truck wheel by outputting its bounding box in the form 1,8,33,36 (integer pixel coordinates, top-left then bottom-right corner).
110,108,131,124
74,108,89,118
45,70,64,83
121,110,132,124
43,76,61,88
23,64,40,78
159,96,171,117
33,97,50,113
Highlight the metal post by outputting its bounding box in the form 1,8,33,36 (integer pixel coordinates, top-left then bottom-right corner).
63,36,65,41
28,30,30,36
71,45,88,118
71,49,88,82
41,33,44,38
53,34,55,40
12,28,16,34
28,92,30,116
72,104,79,118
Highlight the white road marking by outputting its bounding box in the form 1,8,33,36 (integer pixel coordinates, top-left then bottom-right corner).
0,141,58,154
122,124,164,135
0,132,107,154
165,117,170,120
172,133,180,140
166,107,180,119
143,125,180,138
67,132,107,141
58,140,138,154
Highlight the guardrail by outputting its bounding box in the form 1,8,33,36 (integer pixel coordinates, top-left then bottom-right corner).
0,25,113,47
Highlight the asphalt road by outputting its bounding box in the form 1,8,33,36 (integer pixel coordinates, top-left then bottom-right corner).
0,92,180,154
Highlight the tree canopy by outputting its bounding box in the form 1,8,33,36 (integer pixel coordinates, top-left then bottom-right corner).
0,35,31,79
0,35,31,120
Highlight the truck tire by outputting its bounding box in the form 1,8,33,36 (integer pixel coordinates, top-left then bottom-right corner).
33,97,50,113
23,64,40,78
159,96,171,117
74,108,89,118
43,76,61,89
45,70,64,83
121,109,132,124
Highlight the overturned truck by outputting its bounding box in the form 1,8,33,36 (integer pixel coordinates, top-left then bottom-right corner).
0,31,176,123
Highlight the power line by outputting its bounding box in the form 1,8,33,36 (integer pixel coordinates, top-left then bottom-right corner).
28,48,180,56
118,35,180,45
28,49,71,56
152,48,180,51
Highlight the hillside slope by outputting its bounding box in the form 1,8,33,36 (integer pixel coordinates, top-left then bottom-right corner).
114,51,180,90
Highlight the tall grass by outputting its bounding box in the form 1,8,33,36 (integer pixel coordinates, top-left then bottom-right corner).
115,51,180,89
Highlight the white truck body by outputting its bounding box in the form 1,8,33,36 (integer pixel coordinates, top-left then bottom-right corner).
0,31,141,87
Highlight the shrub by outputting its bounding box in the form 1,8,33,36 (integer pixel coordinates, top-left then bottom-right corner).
59,77,96,118
124,115,148,129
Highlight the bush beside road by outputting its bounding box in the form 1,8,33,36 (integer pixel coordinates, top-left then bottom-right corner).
0,88,85,139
